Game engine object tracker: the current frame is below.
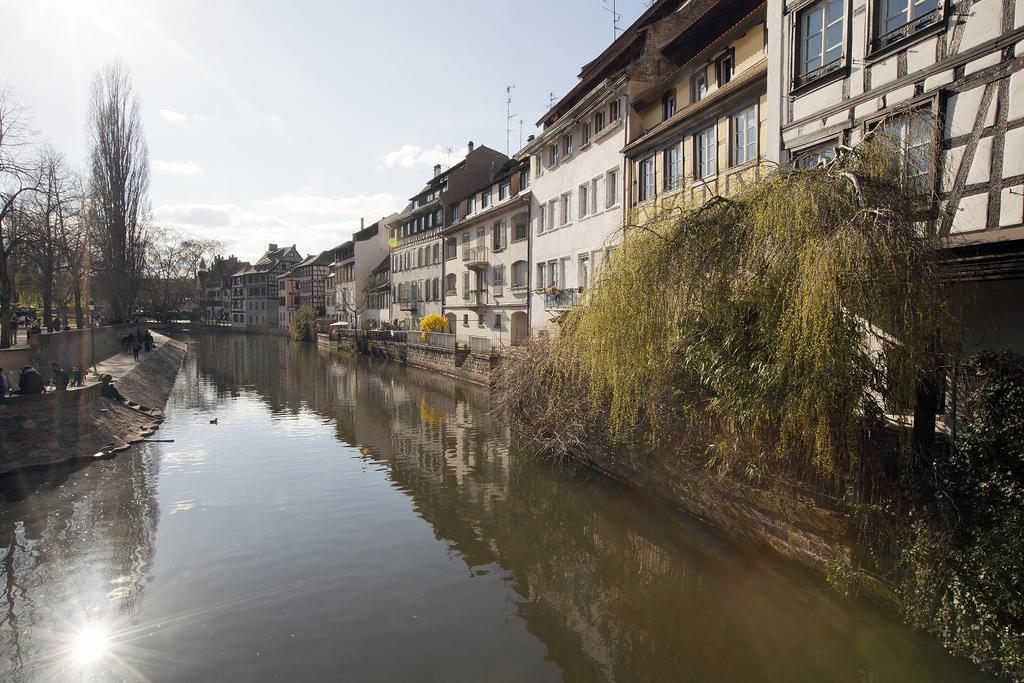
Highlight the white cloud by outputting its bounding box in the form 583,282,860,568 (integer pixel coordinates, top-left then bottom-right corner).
159,109,190,126
263,192,401,219
380,144,467,169
154,160,204,177
154,191,404,259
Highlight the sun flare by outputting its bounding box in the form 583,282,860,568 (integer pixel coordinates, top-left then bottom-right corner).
70,622,110,666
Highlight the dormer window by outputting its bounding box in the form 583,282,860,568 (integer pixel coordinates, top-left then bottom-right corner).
662,89,677,120
716,50,735,86
692,67,708,102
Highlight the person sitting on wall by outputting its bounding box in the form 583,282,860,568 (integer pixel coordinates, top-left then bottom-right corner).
16,366,44,395
99,374,125,402
51,317,62,332
68,367,83,388
0,368,9,398
50,363,69,392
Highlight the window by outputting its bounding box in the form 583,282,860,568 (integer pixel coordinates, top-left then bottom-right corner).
797,0,845,87
595,110,606,133
638,157,656,202
578,255,590,289
591,178,600,215
493,265,505,288
795,142,838,168
877,0,940,43
521,169,531,189
536,263,546,289
547,201,557,229
476,225,485,238
538,203,547,233
495,314,502,329
499,179,511,200
606,169,619,208
662,89,676,120
692,67,708,102
463,272,471,297
664,145,681,191
696,125,717,178
561,193,572,225
563,134,573,157
514,220,527,241
467,196,476,214
445,273,457,295
433,243,440,263
548,260,559,287
579,183,590,218
461,231,470,245
492,221,505,250
609,99,621,122
716,51,735,86
582,121,592,146
548,144,560,166
878,110,934,193
732,106,758,165
451,204,460,222
463,314,469,326
512,261,528,288
481,190,491,209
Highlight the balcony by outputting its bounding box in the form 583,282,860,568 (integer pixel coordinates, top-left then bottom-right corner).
462,245,489,269
468,290,489,309
543,288,582,310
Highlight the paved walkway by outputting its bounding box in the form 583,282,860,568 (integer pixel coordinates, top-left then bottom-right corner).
90,332,174,383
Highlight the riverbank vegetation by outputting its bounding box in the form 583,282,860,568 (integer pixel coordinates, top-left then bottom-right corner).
498,131,1024,680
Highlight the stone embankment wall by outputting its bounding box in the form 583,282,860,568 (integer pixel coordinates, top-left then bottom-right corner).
404,345,497,386
0,338,186,476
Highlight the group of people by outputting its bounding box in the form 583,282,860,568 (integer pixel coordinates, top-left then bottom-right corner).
121,330,155,361
0,363,84,396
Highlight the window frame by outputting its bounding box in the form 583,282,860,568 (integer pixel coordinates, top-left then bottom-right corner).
715,49,735,87
793,0,848,90
663,144,681,191
731,104,759,167
662,89,677,121
694,124,718,179
691,66,709,103
870,0,944,54
638,156,656,203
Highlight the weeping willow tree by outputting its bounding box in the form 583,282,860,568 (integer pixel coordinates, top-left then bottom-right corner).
501,126,950,485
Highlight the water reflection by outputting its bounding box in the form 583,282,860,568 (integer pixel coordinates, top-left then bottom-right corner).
0,333,996,682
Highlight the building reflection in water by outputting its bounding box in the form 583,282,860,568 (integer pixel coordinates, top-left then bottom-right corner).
189,334,985,683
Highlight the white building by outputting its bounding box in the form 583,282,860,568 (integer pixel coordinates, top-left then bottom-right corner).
334,217,392,329
524,74,628,336
442,157,532,347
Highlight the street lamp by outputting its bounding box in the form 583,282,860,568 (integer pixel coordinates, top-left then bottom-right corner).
89,299,96,378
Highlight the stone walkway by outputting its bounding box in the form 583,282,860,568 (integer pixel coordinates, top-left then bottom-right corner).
90,332,173,384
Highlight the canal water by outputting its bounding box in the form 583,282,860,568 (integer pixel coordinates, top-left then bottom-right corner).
0,334,995,682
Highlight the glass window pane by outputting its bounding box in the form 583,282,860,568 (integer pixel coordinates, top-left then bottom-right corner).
827,0,843,23
827,23,844,51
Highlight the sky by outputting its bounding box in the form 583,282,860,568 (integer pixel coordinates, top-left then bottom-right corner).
2,0,649,261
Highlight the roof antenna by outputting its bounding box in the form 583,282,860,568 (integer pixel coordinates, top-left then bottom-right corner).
548,91,556,108
519,118,523,150
602,0,622,39
505,84,517,156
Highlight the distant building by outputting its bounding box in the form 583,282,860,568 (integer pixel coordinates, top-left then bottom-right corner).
230,244,302,333
197,255,244,323
295,251,334,315
442,156,532,347
276,267,301,336
365,255,391,328
334,217,393,329
388,142,509,330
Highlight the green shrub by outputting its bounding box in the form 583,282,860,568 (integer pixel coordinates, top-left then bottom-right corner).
291,305,316,342
902,351,1024,681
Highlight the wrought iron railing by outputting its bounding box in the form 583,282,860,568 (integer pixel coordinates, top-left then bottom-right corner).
793,56,845,89
543,289,581,310
871,8,942,53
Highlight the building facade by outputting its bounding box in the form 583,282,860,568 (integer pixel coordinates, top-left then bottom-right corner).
197,256,244,324
768,0,1024,354
365,255,391,328
624,0,769,214
277,267,301,336
335,218,391,329
388,143,509,330
295,251,333,315
442,157,532,347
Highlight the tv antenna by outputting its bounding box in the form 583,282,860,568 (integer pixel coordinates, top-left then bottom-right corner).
505,85,517,156
602,0,622,39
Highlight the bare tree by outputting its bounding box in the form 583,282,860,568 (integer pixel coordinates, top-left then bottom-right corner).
140,227,219,318
88,61,150,322
0,89,38,348
25,146,77,329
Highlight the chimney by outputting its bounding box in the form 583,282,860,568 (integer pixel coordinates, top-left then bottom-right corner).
527,135,535,142
467,140,474,153
360,217,365,229
269,243,278,251
433,163,442,177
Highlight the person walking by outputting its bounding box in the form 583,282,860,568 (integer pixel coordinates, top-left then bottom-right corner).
132,338,141,361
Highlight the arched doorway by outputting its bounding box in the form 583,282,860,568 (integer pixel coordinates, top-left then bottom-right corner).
510,311,528,346
445,312,457,334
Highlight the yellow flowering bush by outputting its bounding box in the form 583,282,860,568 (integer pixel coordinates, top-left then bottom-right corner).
419,313,448,340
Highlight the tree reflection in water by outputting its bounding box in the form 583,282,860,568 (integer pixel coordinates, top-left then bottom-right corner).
0,334,995,682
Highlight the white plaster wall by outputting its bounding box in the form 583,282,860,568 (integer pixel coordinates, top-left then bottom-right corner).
529,107,626,336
